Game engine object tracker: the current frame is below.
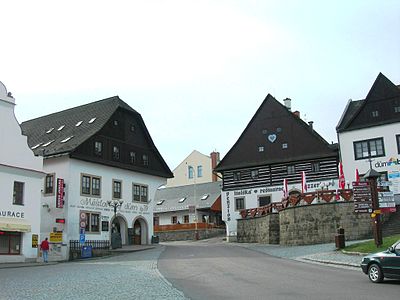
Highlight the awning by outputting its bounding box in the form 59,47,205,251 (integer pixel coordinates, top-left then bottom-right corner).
0,218,31,232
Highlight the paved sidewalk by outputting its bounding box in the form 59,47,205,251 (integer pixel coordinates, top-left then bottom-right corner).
0,244,156,269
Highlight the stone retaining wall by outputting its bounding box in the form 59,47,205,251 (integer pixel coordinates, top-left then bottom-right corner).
156,228,226,242
237,213,279,244
237,201,373,246
279,202,372,246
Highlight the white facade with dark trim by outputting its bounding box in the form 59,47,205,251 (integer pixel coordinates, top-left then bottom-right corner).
0,81,44,263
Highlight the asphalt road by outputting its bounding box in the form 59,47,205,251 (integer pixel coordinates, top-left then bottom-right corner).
158,239,399,300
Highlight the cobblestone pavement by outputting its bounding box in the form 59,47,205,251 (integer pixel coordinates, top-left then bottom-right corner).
0,245,187,300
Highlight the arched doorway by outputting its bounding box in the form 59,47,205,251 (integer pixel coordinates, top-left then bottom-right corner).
132,217,148,245
111,215,128,248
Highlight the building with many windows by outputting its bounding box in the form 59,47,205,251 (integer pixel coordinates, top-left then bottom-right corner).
21,96,172,260
337,73,400,206
215,95,340,241
0,82,44,263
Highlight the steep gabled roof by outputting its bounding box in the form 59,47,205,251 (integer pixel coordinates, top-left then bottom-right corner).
21,96,173,177
154,181,222,213
215,94,337,172
337,73,400,132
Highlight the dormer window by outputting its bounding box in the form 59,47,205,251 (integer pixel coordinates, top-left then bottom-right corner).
46,128,54,134
157,200,165,205
130,125,135,132
178,197,186,203
42,140,55,147
61,136,73,143
129,152,136,164
58,125,65,131
75,121,83,127
395,106,400,113
201,194,209,200
89,117,96,124
258,146,264,152
31,143,42,150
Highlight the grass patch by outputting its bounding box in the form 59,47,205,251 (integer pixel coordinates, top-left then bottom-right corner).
344,235,400,253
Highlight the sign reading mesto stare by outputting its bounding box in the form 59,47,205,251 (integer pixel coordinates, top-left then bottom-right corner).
73,198,149,214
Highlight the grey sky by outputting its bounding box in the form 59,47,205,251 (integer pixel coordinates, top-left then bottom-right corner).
1,0,399,169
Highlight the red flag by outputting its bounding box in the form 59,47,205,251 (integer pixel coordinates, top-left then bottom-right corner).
338,162,345,189
301,171,307,193
283,179,288,198
355,168,360,183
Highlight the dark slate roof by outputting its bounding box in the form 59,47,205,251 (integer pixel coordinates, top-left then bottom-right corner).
336,73,400,132
215,94,337,172
21,96,137,156
154,181,222,213
20,96,172,177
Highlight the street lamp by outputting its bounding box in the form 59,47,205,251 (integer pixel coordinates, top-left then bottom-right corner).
107,199,124,218
107,199,124,249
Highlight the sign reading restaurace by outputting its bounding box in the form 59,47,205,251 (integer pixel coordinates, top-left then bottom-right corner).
353,181,373,213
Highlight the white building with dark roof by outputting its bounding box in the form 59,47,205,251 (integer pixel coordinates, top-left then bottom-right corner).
0,81,44,263
337,73,400,207
21,96,172,260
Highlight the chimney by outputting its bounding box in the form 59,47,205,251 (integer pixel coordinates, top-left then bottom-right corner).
293,110,300,118
283,98,292,111
210,151,220,182
308,121,314,131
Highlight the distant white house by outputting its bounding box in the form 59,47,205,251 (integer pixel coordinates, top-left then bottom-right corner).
337,73,400,207
166,150,220,187
0,81,44,263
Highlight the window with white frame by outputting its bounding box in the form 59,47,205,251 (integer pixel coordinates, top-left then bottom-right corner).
311,162,320,173
197,165,203,178
235,197,245,210
112,146,120,160
142,154,149,166
94,141,102,156
188,166,194,179
233,171,241,181
353,137,385,160
81,174,101,197
287,165,295,175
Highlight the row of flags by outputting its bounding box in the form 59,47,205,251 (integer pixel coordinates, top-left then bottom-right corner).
282,162,360,197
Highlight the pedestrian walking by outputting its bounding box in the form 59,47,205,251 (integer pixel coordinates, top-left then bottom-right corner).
40,237,49,263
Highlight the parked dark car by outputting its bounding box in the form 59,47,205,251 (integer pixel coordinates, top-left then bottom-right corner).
361,240,400,283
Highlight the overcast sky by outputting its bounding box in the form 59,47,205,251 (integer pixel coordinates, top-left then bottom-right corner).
1,0,399,170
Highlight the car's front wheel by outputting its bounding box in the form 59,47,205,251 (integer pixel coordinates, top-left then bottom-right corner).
368,263,383,283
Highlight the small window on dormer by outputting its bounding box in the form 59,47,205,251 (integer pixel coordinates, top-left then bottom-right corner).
42,140,55,147
94,141,102,156
113,120,119,126
201,194,209,200
89,117,96,124
31,143,42,150
75,121,83,127
178,197,186,203
61,136,73,143
371,110,379,118
58,125,65,131
287,165,295,175
258,146,264,152
46,128,54,134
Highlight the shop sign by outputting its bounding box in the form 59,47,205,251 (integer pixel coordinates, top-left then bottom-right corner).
32,234,38,248
50,232,63,243
56,178,65,208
